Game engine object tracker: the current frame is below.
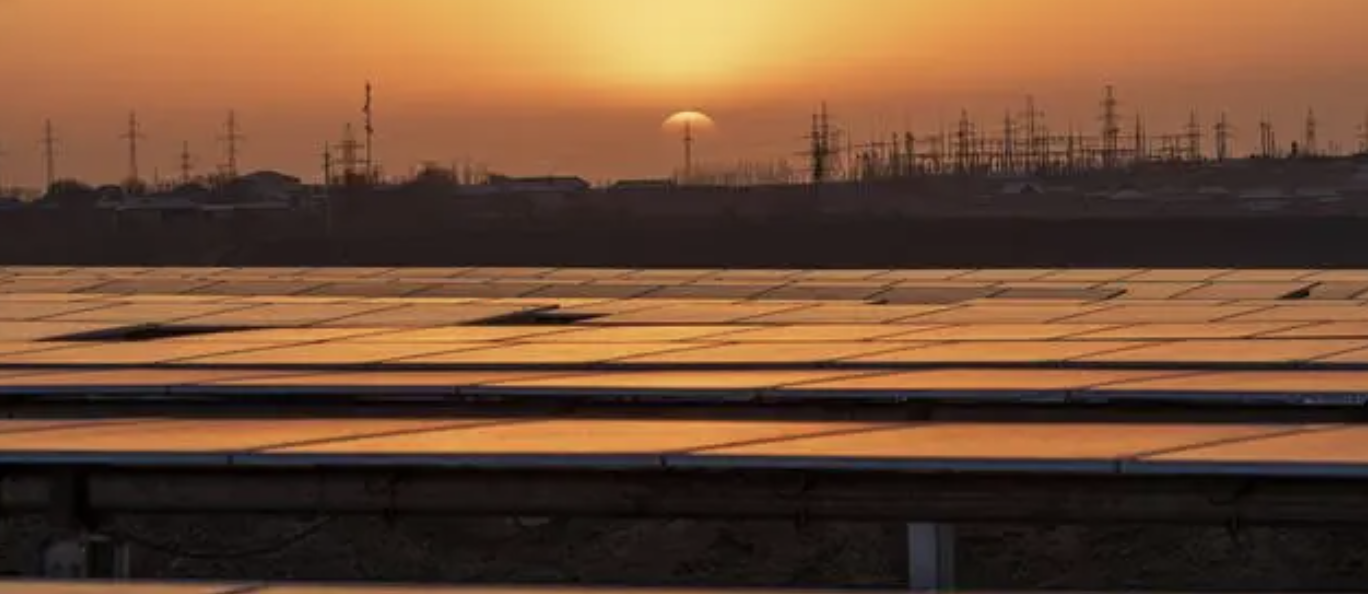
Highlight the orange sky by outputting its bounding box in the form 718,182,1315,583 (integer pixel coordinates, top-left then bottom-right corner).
2,0,1367,186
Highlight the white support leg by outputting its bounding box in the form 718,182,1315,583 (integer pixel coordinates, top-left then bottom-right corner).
907,523,955,591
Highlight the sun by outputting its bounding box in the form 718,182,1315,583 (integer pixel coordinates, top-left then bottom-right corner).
662,110,717,133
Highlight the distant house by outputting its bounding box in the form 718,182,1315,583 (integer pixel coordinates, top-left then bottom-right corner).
229,171,303,202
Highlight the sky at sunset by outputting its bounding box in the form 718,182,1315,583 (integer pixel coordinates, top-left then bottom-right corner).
2,0,1367,187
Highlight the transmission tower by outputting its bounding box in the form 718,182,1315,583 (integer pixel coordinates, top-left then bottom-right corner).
952,109,975,174
1214,112,1234,162
41,119,58,189
219,110,244,178
1259,115,1277,158
1020,95,1045,172
1304,108,1318,157
1001,110,1017,174
339,123,361,180
120,111,144,184
1184,110,1202,162
1099,85,1121,168
806,102,835,184
178,141,195,184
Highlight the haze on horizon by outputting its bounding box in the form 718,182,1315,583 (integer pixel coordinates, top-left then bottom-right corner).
2,0,1366,187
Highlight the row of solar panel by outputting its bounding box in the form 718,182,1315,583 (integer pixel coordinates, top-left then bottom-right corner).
0,275,1355,303
8,266,1368,283
0,416,1356,477
16,299,1368,327
9,336,1368,367
0,367,1364,406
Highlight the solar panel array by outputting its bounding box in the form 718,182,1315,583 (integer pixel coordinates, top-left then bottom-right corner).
3,267,1368,483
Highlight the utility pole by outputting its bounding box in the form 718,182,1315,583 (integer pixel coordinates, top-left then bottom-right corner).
953,109,973,175
682,119,694,184
220,110,244,178
1001,110,1016,174
1304,108,1318,157
41,119,58,189
120,111,144,184
0,140,7,195
178,141,194,184
1132,112,1147,164
1259,115,1277,158
1100,85,1121,169
362,81,375,182
1214,113,1233,162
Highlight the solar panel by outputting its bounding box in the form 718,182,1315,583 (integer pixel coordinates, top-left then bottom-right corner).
704,269,804,281
302,282,432,298
175,303,399,327
349,326,580,343
1078,339,1368,365
0,301,119,321
407,281,549,299
1070,322,1304,340
191,369,572,395
759,283,887,302
42,302,258,324
0,418,488,463
1175,282,1313,300
1102,282,1205,300
588,303,814,325
393,342,703,366
475,369,881,395
1064,305,1265,324
0,321,130,342
743,304,949,324
954,269,1056,282
774,368,1183,396
618,341,912,366
80,279,217,295
0,368,315,394
889,323,1116,341
1126,269,1230,282
254,418,877,468
644,283,778,300
1131,426,1368,476
680,423,1297,472
1035,269,1142,283
869,269,972,281
317,304,543,327
901,304,1108,324
1213,269,1317,282
844,341,1149,364
188,280,326,296
1222,305,1368,323
789,269,890,281
529,325,752,343
522,283,661,299
1265,322,1368,339
179,342,490,366
875,286,998,305
0,341,280,366
718,325,921,342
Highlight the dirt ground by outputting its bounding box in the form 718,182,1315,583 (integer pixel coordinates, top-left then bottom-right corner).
4,516,1368,590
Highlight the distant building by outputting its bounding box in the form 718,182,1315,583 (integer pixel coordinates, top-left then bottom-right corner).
485,175,590,193
610,179,678,191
